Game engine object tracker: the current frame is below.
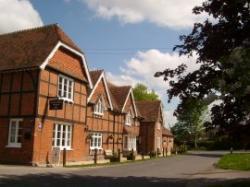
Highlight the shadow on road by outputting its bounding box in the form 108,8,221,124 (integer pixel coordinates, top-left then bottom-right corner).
0,173,250,187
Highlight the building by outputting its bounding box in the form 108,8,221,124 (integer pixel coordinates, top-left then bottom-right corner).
162,128,174,156
136,100,165,155
0,24,172,165
108,83,141,156
0,24,93,165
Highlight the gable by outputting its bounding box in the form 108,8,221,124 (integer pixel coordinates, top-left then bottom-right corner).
48,47,87,81
89,79,111,109
123,93,137,116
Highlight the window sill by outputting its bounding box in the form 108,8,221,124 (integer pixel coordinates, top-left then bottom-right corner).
93,113,104,117
58,97,74,103
6,144,22,148
125,123,132,126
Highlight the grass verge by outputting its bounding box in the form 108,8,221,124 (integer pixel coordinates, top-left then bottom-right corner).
217,153,250,171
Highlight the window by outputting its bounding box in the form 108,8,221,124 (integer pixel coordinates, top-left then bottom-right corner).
58,75,74,101
90,133,102,150
52,123,72,150
7,119,23,148
123,136,136,151
125,111,132,126
94,98,104,116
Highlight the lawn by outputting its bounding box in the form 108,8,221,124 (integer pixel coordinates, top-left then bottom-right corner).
217,153,250,171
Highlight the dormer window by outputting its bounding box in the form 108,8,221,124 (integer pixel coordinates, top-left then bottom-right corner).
125,111,132,126
94,98,104,116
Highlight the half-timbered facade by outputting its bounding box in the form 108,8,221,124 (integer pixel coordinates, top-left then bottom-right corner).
0,24,93,165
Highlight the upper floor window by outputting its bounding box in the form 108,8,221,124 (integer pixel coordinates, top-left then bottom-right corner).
52,123,72,150
125,111,132,126
7,119,23,148
90,133,102,150
94,98,104,116
58,75,74,102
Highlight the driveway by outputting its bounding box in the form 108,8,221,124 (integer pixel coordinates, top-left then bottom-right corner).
0,151,249,187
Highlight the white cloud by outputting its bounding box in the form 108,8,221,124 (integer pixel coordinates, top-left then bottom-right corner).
0,0,43,34
106,49,200,127
82,0,205,29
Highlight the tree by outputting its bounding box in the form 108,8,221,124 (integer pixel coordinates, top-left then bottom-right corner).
172,98,208,148
155,0,250,131
133,83,159,101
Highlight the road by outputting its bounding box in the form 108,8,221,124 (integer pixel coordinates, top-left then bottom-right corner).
0,151,249,187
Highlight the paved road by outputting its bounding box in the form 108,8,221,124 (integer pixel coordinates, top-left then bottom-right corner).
0,151,249,187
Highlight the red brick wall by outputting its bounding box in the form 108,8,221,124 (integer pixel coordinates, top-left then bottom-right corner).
32,47,89,165
86,78,123,157
0,70,38,164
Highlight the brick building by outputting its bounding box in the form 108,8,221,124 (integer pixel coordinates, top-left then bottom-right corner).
0,24,172,165
162,128,174,156
0,24,93,165
136,100,165,155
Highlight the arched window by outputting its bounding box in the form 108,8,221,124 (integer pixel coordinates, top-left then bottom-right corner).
94,98,104,116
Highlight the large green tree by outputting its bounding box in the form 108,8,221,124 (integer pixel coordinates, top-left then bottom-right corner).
172,98,208,148
155,0,250,132
133,83,159,101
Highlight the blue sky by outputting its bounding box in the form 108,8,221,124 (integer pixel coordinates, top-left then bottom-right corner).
0,0,204,127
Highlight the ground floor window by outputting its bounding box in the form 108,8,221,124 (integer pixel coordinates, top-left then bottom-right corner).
52,123,72,150
90,133,102,150
7,118,23,148
123,135,136,151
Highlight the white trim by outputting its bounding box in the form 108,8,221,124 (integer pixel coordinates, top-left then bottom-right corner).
121,88,138,117
40,41,93,89
90,133,102,150
7,118,23,148
57,74,74,102
87,72,113,110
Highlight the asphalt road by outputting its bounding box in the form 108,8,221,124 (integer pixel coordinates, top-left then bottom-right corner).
0,151,250,187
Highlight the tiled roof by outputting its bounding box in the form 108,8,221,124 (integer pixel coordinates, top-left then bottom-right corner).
162,127,173,137
0,24,81,71
107,82,131,112
89,70,103,86
135,100,162,122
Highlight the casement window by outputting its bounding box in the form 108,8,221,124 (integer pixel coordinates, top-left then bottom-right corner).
90,133,102,150
123,135,136,151
94,98,104,116
52,123,72,150
125,111,132,126
58,74,74,102
7,119,23,148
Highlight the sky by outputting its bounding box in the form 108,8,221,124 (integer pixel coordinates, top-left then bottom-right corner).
0,0,205,128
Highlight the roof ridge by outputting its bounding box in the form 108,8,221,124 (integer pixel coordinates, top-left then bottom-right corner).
0,23,58,37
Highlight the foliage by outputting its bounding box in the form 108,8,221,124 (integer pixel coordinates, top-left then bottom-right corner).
217,153,250,171
155,0,250,131
133,83,159,101
172,98,208,148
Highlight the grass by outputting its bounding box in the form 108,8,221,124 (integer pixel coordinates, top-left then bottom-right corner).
217,153,250,171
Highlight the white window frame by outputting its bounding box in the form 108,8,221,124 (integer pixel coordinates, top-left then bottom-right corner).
90,133,102,150
125,111,132,126
58,74,74,102
93,98,104,116
123,135,136,151
7,118,23,148
52,123,73,150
